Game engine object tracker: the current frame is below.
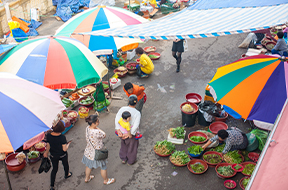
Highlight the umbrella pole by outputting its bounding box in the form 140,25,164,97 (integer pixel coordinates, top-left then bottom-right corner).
129,0,131,11
3,160,12,190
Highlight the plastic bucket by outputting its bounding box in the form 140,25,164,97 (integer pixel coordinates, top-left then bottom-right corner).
180,102,198,127
198,109,211,126
185,93,202,105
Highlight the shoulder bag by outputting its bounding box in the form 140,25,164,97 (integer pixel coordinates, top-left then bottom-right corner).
87,128,108,160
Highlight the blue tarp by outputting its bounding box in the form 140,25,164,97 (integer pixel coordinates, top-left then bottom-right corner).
189,0,288,10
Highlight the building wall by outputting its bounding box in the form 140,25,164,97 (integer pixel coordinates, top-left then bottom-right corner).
0,0,56,36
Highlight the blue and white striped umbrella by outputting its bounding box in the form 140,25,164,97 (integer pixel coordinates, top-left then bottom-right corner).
80,0,288,40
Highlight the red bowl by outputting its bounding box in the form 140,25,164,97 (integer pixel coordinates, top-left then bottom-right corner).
102,81,109,90
231,163,244,172
126,62,138,71
224,180,237,189
148,52,161,60
180,102,198,114
5,153,27,172
215,163,237,178
209,121,228,134
188,131,208,144
78,96,94,106
185,93,202,104
34,142,46,153
154,148,172,157
113,68,128,78
187,159,208,174
136,58,140,63
240,176,250,190
265,41,276,51
144,46,156,53
203,151,223,166
169,156,189,167
248,152,259,162
224,154,244,164
215,112,229,122
241,162,256,176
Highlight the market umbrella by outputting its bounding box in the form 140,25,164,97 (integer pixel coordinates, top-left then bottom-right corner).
55,5,147,54
208,55,287,124
0,36,108,89
0,44,16,55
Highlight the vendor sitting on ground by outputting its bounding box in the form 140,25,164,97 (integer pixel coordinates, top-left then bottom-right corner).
136,47,154,78
202,127,248,156
123,82,146,113
271,31,288,56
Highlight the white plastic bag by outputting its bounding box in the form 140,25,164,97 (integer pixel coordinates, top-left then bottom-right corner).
238,33,257,49
184,39,188,51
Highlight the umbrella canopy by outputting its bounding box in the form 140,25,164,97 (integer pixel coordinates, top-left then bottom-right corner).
0,36,108,89
0,72,65,153
0,44,16,55
208,55,287,124
55,5,147,54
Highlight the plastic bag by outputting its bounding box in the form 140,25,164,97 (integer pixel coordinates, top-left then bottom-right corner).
250,129,268,151
38,157,51,174
238,33,257,48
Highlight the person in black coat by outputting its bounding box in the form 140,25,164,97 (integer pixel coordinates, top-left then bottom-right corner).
172,39,184,72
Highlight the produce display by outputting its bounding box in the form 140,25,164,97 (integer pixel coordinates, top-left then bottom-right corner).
103,83,109,89
190,136,206,142
69,93,80,101
242,164,255,175
145,46,156,52
203,154,222,164
27,151,39,159
233,164,242,170
225,182,235,188
67,112,77,118
168,127,185,139
154,140,175,155
15,152,26,164
187,145,203,155
34,142,45,149
170,151,190,165
242,178,250,189
266,43,275,50
80,96,94,105
182,104,194,112
210,144,225,153
224,150,243,164
241,150,250,161
190,163,205,173
217,165,235,176
79,107,89,113
62,98,73,108
148,54,159,59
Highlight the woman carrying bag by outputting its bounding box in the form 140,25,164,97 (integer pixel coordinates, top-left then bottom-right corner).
82,114,115,185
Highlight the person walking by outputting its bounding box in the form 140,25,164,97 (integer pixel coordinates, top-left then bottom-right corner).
172,39,184,72
82,114,115,185
43,121,72,190
123,82,146,113
115,95,141,165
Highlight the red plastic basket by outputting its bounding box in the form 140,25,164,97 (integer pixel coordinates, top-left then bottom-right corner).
188,131,208,144
187,159,208,174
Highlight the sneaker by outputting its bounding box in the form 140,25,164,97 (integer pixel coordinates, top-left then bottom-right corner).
141,74,149,78
176,65,180,73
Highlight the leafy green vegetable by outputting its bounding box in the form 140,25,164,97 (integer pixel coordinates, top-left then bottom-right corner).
154,140,175,155
224,150,243,164
233,164,242,170
27,151,39,159
148,54,159,59
187,145,203,155
81,96,94,104
242,164,255,175
191,163,205,173
210,144,225,153
242,178,250,188
170,127,185,139
102,83,109,89
203,154,222,164
217,166,234,176
170,150,190,165
190,136,206,142
241,150,250,161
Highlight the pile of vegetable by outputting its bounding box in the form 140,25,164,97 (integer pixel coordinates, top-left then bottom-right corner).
80,96,94,105
62,98,73,108
69,93,80,101
225,182,235,188
224,150,243,164
148,54,159,59
168,127,185,139
242,178,250,189
241,150,250,161
190,163,205,173
154,140,175,155
233,164,242,170
190,136,206,142
242,164,255,175
210,144,225,153
27,151,39,159
102,83,109,89
217,165,235,176
187,145,203,155
182,104,194,112
145,46,156,52
170,151,190,165
203,154,222,164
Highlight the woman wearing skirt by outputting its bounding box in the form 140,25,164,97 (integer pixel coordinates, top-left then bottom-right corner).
82,114,115,185
172,39,184,73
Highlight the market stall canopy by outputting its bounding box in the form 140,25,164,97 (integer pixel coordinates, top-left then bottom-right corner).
0,72,65,153
208,55,287,125
79,0,288,39
248,99,288,190
0,36,108,89
55,5,147,54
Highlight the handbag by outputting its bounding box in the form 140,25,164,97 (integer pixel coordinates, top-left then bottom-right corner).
38,157,51,174
136,65,142,77
87,128,108,160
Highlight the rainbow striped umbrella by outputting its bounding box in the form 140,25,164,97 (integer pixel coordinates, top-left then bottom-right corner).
0,72,65,153
0,36,108,89
209,55,287,124
55,6,147,53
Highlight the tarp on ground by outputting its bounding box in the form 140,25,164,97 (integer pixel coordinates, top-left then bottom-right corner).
80,0,288,39
247,99,288,190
